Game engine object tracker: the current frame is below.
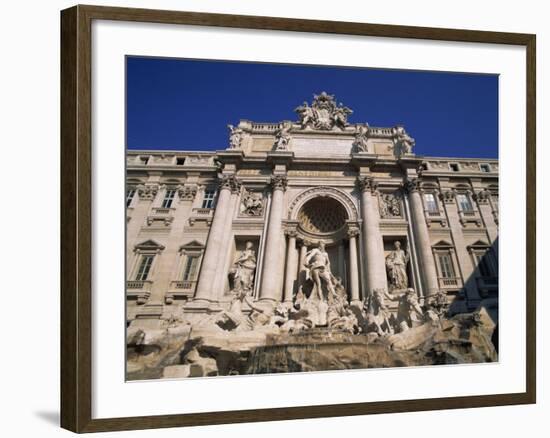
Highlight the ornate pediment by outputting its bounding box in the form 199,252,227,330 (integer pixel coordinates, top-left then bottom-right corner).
134,239,165,251
294,92,352,130
179,240,205,251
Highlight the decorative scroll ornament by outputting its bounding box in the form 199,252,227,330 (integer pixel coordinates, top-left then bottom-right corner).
393,126,415,155
227,124,244,149
136,184,159,200
177,184,198,201
352,124,370,152
294,92,353,130
274,122,292,151
357,176,378,194
270,175,288,191
240,190,264,216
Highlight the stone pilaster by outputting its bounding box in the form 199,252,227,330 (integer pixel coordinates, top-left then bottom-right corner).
283,230,298,303
357,176,387,296
474,188,499,243
404,178,439,296
193,175,238,303
127,183,159,264
259,175,288,303
347,227,361,306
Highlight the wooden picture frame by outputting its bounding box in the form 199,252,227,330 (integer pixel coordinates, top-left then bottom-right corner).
60,4,536,433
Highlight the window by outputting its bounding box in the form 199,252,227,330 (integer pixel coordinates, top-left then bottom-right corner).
183,255,200,281
135,255,154,281
176,157,185,165
126,188,136,207
424,193,438,213
456,193,474,212
438,253,456,278
480,163,491,173
161,189,176,208
449,163,460,172
202,190,216,209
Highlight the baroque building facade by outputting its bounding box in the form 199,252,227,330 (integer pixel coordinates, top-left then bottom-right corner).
126,92,498,331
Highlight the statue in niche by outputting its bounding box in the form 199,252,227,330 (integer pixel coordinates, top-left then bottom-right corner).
240,191,264,216
303,241,337,303
227,124,244,149
353,124,370,152
379,193,402,218
274,122,292,150
386,241,410,291
228,241,257,294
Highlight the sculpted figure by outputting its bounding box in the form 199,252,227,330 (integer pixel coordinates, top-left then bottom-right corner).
229,241,257,293
274,123,292,150
394,126,415,155
380,193,402,218
364,288,395,335
397,288,424,330
241,191,263,216
295,101,315,128
304,241,337,302
353,125,370,152
386,241,410,291
332,103,352,129
227,124,243,149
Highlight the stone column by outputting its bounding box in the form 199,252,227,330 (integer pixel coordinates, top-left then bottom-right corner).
405,179,439,296
298,240,308,288
259,175,287,303
283,230,298,304
347,228,361,305
337,242,346,287
194,175,237,302
357,176,387,295
212,183,241,299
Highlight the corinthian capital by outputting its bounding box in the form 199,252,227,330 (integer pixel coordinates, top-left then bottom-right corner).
136,184,159,200
356,176,378,194
177,184,197,201
439,189,456,204
403,178,420,194
218,175,241,193
270,175,288,192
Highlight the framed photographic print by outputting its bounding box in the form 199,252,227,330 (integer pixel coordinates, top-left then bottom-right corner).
60,4,536,433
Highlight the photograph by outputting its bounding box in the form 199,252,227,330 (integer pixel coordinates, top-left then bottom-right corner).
125,57,500,380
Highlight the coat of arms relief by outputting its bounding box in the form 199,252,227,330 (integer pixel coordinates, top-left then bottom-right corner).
294,91,353,130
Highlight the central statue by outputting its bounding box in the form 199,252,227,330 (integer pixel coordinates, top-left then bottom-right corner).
304,241,337,302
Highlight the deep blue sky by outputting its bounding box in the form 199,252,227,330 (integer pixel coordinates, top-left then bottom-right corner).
126,57,498,159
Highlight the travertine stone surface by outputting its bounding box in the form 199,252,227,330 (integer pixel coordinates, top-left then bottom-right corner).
126,92,498,379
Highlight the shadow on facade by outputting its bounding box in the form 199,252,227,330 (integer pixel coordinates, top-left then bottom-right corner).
451,235,498,352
